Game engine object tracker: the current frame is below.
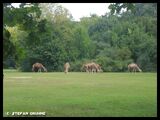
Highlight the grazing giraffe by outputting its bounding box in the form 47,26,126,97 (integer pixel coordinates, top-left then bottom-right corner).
128,63,142,72
32,62,47,72
82,62,102,73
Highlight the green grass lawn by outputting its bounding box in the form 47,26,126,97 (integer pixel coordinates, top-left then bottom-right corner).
3,70,157,117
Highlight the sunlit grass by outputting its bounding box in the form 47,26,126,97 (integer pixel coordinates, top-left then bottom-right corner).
3,71,157,117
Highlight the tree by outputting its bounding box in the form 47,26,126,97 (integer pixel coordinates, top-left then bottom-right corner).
109,3,135,15
39,3,73,23
5,26,28,68
3,26,15,61
3,3,41,68
19,4,76,71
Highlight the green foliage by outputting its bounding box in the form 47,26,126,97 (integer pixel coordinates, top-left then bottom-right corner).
3,27,16,61
109,3,136,15
3,3,157,72
69,60,83,72
73,25,93,59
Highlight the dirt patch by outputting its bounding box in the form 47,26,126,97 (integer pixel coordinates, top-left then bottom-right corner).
8,77,32,79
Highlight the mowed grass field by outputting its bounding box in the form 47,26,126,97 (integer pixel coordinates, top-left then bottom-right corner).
3,70,157,117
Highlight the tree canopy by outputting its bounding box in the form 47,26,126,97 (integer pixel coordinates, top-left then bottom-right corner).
3,3,157,72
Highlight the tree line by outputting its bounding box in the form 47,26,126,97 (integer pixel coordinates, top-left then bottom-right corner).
3,3,157,72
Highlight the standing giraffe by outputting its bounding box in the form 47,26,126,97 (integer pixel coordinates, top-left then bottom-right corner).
64,62,70,74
